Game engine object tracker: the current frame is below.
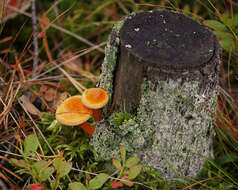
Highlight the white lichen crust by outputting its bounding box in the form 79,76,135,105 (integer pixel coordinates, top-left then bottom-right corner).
138,79,217,179
92,78,217,179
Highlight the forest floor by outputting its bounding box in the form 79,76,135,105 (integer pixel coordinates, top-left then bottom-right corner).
0,0,238,189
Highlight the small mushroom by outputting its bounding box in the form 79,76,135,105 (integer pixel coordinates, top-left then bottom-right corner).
82,88,109,109
56,95,92,126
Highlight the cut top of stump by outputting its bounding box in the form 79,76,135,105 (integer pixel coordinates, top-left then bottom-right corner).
120,10,216,70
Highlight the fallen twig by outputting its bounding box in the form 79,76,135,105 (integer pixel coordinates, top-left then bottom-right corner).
31,0,39,79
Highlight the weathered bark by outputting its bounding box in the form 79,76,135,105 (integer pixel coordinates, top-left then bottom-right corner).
113,10,218,114
91,10,221,179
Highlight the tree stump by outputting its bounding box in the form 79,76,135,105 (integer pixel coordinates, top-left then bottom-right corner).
91,10,221,179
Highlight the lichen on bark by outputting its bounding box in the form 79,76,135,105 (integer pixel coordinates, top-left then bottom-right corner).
92,10,220,180
138,78,217,179
92,77,218,179
98,15,131,114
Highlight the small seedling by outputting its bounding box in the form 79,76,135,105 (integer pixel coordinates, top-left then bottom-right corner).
67,145,142,189
111,145,142,188
108,112,133,127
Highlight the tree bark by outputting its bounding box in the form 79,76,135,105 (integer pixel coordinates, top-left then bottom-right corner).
92,10,221,179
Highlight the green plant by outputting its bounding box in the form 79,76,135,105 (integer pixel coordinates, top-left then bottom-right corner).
9,135,143,189
108,112,133,127
40,113,96,162
66,146,142,190
10,135,72,190
204,13,238,52
111,145,142,188
67,145,142,189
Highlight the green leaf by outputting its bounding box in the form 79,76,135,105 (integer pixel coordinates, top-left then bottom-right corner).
231,14,238,27
39,167,54,182
50,180,57,190
215,154,238,166
204,20,227,31
68,182,87,190
128,165,142,180
23,135,39,156
220,13,233,27
125,157,140,168
213,31,233,40
32,161,54,182
112,158,122,170
120,146,126,164
47,119,62,133
219,39,235,52
53,158,72,177
10,159,28,168
88,173,109,189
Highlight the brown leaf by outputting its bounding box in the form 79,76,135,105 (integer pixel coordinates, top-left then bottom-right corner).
39,15,51,30
40,85,48,93
44,89,55,102
19,95,43,117
0,0,31,22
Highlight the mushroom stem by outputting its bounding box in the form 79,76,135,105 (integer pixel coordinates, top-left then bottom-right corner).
92,109,102,122
80,122,95,136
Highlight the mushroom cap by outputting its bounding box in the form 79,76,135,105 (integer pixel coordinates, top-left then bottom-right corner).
56,95,92,126
82,88,109,109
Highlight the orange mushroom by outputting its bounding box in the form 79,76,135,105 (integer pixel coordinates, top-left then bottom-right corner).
82,88,109,122
56,88,109,135
82,88,109,109
56,95,94,135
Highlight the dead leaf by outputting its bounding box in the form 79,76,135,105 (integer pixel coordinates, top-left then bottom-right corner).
39,15,51,30
0,0,31,22
0,36,12,44
19,95,43,117
40,85,48,93
44,89,55,102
